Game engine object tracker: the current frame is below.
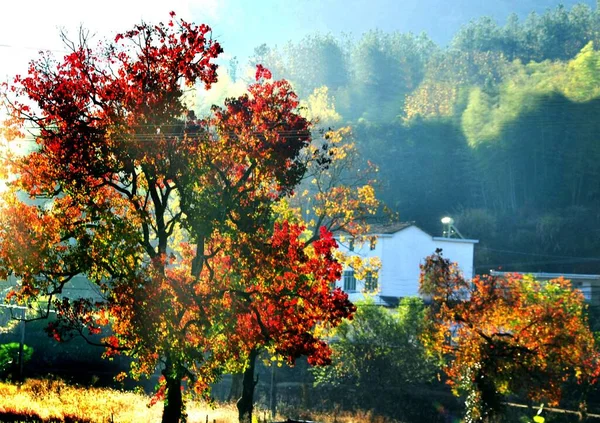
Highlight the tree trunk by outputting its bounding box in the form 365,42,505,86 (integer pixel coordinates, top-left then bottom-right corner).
162,358,184,423
237,348,259,423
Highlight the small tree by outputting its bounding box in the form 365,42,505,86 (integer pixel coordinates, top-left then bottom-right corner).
231,126,384,422
419,250,600,422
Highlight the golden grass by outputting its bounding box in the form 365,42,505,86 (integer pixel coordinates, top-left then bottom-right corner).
0,378,239,423
0,379,406,423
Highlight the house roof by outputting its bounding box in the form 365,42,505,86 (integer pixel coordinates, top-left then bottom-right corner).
369,222,479,242
367,221,415,235
432,236,479,244
336,220,478,243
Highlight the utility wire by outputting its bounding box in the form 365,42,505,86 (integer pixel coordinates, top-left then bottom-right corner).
478,246,600,260
475,246,600,269
476,259,600,270
8,131,314,144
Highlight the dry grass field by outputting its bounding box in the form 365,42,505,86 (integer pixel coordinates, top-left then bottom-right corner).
0,379,402,423
0,378,237,423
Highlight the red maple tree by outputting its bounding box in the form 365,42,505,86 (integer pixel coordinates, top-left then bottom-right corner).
0,14,354,423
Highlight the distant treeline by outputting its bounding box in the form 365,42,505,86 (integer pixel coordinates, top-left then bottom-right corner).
244,3,600,275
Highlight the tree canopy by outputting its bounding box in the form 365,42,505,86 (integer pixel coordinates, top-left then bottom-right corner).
0,14,356,423
420,251,600,422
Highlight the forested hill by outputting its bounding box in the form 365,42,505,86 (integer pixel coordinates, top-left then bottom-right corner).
364,0,596,46
222,2,600,275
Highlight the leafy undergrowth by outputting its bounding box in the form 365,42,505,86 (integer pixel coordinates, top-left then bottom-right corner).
0,379,239,423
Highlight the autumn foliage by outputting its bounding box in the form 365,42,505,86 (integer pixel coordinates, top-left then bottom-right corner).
420,250,600,422
0,13,354,423
278,126,383,280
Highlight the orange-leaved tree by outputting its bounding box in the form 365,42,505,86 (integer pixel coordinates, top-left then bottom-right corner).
0,14,354,423
419,250,600,423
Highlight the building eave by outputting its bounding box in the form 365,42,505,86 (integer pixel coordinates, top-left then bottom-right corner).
432,236,479,244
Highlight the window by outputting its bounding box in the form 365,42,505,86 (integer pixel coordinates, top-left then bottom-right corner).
343,270,356,291
369,236,376,250
364,271,378,291
348,238,355,252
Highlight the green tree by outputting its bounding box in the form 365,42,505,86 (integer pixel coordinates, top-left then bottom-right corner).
250,35,349,101
346,31,435,122
451,4,598,62
283,34,349,99
312,297,437,419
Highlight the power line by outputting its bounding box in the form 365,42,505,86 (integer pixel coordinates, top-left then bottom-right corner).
478,246,600,260
476,258,600,270
475,246,600,269
7,130,314,145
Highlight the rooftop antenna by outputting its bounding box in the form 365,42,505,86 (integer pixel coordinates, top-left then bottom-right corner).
441,216,464,239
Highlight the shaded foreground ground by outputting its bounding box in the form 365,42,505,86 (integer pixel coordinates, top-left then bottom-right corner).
0,379,404,423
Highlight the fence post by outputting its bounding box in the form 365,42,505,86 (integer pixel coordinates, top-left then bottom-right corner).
18,307,26,380
270,364,276,419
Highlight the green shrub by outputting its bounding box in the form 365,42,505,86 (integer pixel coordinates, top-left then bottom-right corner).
0,342,33,380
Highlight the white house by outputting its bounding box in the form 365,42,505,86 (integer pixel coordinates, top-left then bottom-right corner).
334,222,479,307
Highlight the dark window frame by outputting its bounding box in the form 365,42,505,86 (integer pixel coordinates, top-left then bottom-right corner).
343,270,357,291
364,270,378,291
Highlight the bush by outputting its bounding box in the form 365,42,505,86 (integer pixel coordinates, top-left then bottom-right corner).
311,297,453,421
0,317,131,387
0,342,33,380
